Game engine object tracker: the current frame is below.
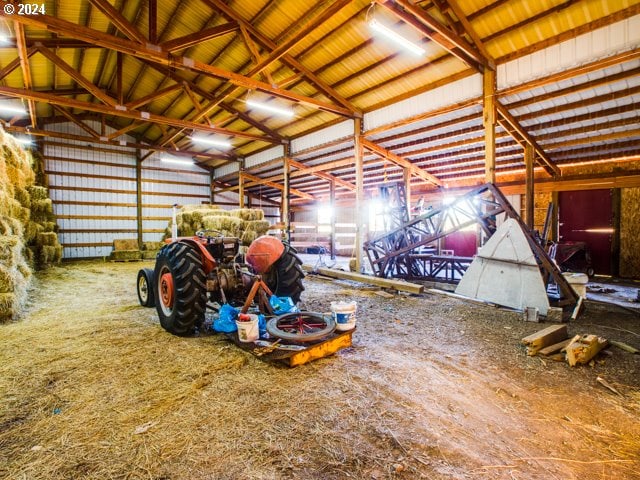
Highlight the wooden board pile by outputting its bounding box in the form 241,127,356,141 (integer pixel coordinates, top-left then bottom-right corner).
521,324,609,366
163,204,270,246
0,129,62,322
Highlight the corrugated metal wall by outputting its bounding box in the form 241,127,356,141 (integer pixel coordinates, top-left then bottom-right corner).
43,122,211,258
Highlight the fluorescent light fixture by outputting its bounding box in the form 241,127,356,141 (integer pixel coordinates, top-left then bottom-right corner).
0,104,28,115
369,18,425,56
246,99,294,118
15,137,33,145
191,135,232,149
161,156,194,166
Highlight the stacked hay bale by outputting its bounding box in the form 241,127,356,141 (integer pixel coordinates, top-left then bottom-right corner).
0,130,34,321
26,185,63,267
141,241,164,260
164,205,271,246
108,239,142,261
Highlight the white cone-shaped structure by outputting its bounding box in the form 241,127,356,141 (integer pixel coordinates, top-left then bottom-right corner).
455,218,550,315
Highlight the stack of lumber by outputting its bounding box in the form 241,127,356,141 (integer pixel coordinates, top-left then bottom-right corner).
521,324,610,366
163,204,270,246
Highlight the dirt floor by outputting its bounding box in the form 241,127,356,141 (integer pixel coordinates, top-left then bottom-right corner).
1,259,639,480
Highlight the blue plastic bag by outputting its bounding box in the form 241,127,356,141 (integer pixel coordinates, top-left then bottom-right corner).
269,295,297,315
258,314,266,336
212,304,239,333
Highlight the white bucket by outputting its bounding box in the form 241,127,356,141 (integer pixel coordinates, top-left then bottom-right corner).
331,301,357,331
562,272,588,299
236,314,259,342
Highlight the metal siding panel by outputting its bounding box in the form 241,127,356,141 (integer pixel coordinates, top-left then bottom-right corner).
291,120,353,153
245,145,284,168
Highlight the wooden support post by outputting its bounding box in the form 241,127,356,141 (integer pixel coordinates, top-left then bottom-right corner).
354,118,364,273
403,166,412,219
210,171,215,204
525,143,535,229
483,68,496,184
551,191,559,242
330,179,336,260
611,188,621,276
283,150,291,242
135,150,143,249
238,168,245,208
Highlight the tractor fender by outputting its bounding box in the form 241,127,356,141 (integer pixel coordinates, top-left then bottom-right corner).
246,236,286,274
175,239,216,274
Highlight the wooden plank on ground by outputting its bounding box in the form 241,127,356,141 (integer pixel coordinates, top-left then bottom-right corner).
302,265,424,294
566,335,609,366
537,338,573,357
521,324,568,356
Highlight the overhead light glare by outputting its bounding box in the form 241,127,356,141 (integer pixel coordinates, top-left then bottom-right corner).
15,137,32,145
246,99,294,118
161,157,194,166
191,135,232,149
369,18,425,56
0,105,28,115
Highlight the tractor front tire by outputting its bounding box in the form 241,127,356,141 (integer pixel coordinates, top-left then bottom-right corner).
137,268,155,307
267,243,305,303
154,242,207,336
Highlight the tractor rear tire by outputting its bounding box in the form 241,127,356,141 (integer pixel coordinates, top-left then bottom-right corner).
267,243,305,303
154,242,207,336
137,268,155,307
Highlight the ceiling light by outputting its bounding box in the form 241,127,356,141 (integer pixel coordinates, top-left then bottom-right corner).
161,156,194,166
369,18,425,56
15,137,33,145
191,135,232,149
246,99,294,118
0,104,28,115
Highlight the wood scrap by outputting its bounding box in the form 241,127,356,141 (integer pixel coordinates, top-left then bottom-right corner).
537,338,573,357
521,324,568,356
374,290,395,299
609,340,639,354
566,334,609,367
596,376,622,396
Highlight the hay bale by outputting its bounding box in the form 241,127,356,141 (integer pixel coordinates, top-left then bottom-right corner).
240,229,258,246
113,239,139,251
142,241,164,251
229,208,264,221
27,185,48,201
39,245,63,265
41,221,57,233
244,220,270,236
14,187,31,208
25,221,44,242
31,198,53,216
12,204,30,225
109,250,142,261
0,265,17,292
37,232,58,246
0,236,21,264
202,215,243,234
142,250,159,260
0,292,17,322
181,204,221,212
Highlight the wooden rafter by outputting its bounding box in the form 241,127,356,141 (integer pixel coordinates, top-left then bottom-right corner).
37,45,118,106
87,0,146,44
107,121,141,140
52,105,101,138
241,172,314,200
0,85,276,144
148,0,157,43
14,23,37,128
125,83,182,110
435,0,492,61
288,158,355,192
3,13,354,118
202,0,360,116
160,22,238,52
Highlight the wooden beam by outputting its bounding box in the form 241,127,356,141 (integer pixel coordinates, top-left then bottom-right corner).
0,85,276,144
238,169,245,208
301,265,425,294
106,121,141,140
52,105,101,138
483,68,496,184
136,151,143,248
288,158,355,192
87,0,146,44
439,0,493,61
380,0,489,71
160,22,238,52
37,45,118,106
148,0,157,43
241,171,314,200
361,139,442,187
283,153,291,240
14,23,37,128
497,103,560,176
4,13,354,118
524,143,534,229
354,118,364,273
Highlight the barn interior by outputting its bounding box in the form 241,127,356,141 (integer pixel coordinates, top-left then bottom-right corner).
0,1,639,479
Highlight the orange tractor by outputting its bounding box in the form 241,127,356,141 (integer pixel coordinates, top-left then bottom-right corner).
136,233,305,336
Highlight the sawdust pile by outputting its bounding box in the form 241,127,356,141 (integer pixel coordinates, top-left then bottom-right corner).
0,129,62,322
164,204,270,245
